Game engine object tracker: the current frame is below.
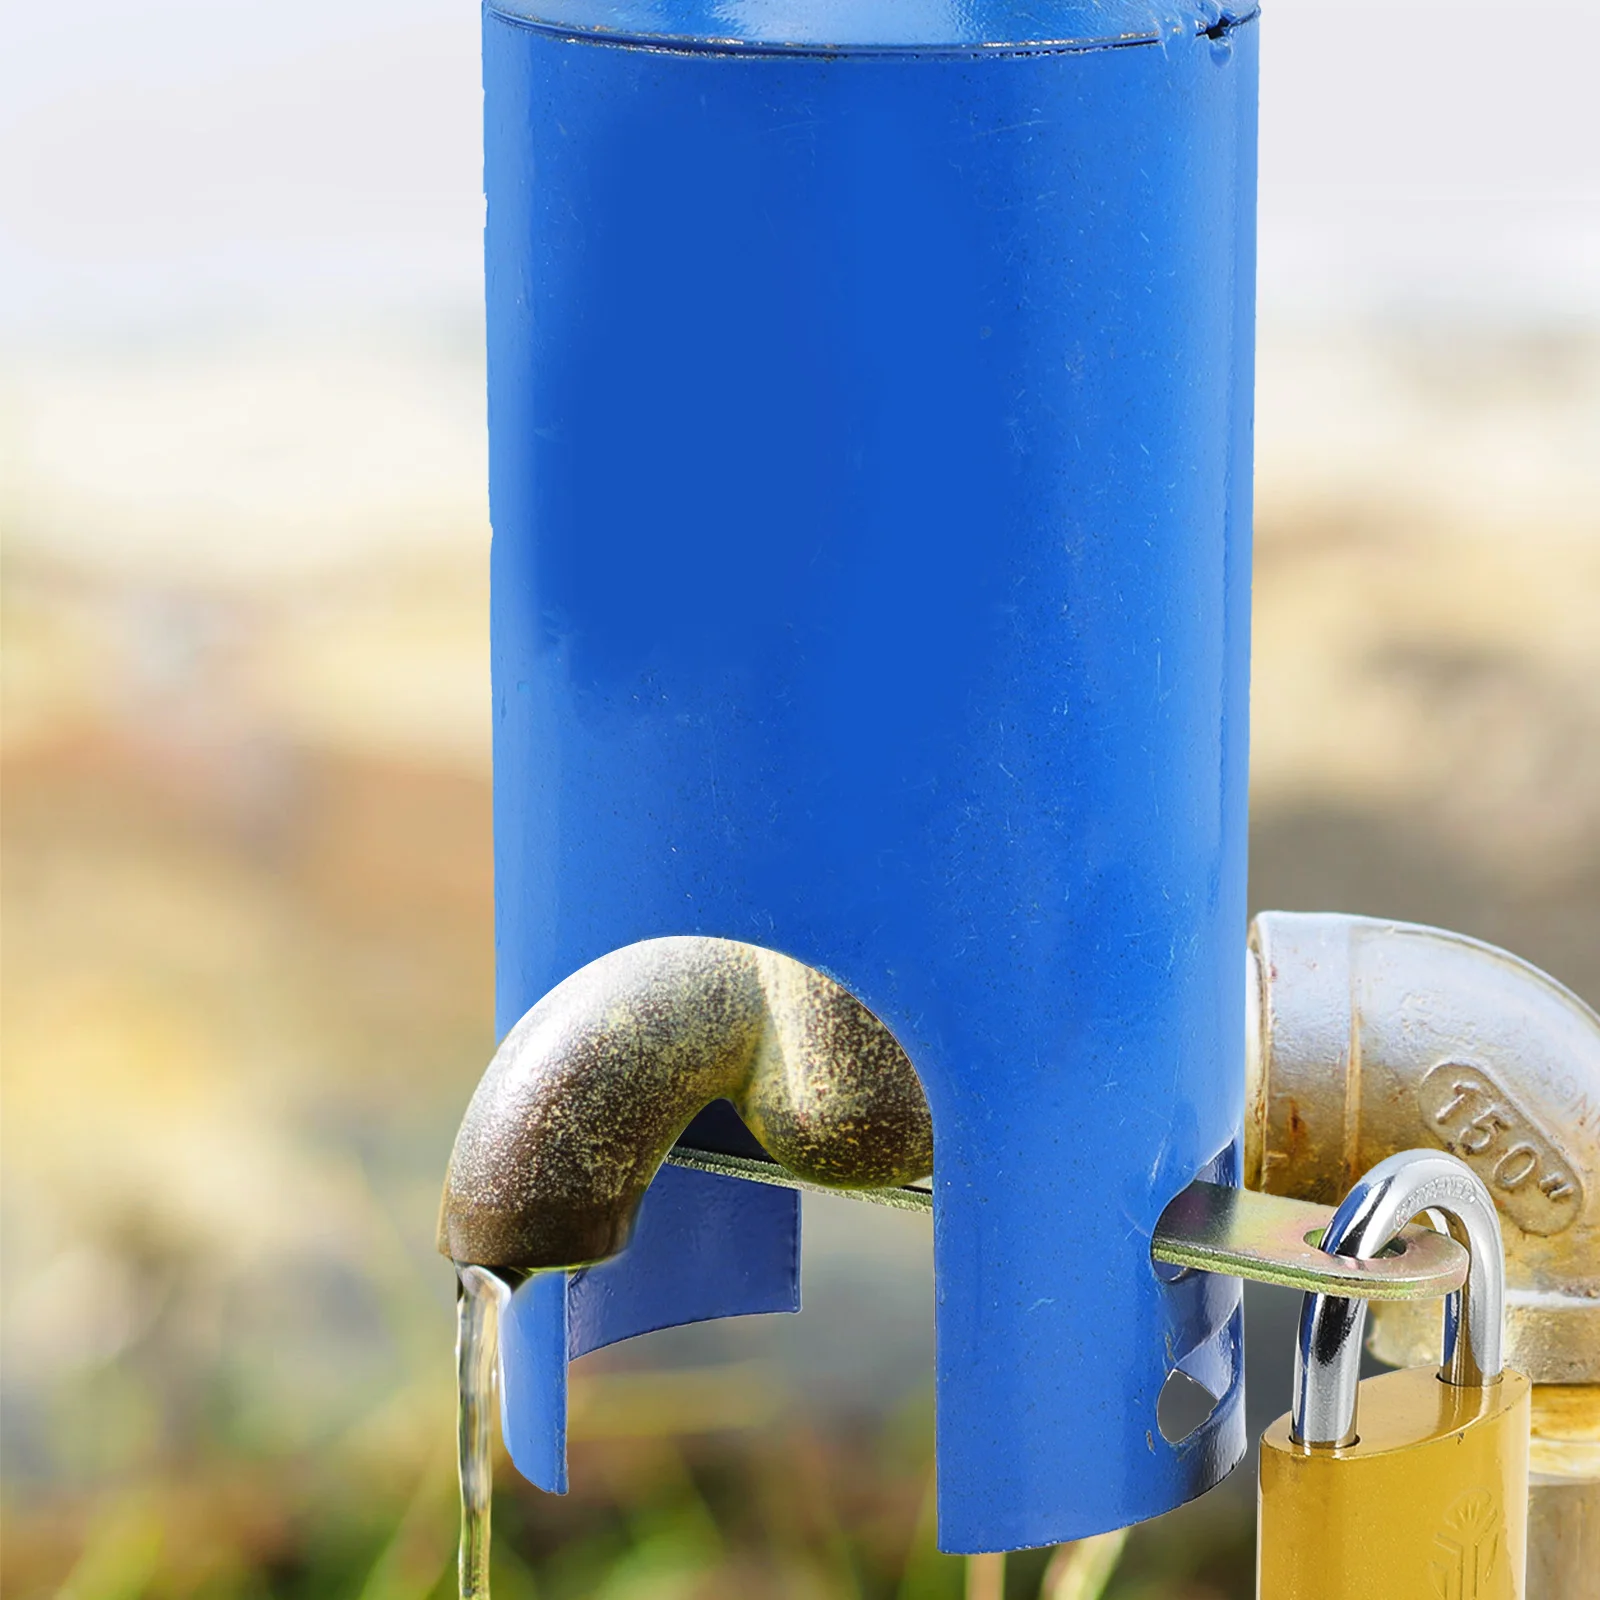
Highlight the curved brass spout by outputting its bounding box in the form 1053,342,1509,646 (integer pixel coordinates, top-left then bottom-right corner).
437,938,931,1270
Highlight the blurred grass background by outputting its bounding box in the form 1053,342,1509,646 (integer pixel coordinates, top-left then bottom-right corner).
3,4,1598,1599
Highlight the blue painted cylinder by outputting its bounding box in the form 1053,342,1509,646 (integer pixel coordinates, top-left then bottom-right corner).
486,0,1258,1551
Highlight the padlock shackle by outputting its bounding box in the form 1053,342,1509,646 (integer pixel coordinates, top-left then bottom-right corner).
1290,1150,1505,1448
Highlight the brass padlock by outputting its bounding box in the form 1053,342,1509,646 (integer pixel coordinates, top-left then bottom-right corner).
1258,1150,1532,1599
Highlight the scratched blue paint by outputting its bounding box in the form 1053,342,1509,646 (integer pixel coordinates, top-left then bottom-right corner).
486,0,1258,1550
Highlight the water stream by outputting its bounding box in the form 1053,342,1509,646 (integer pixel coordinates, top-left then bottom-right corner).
456,1265,514,1600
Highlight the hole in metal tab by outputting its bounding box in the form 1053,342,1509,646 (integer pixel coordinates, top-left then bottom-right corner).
1157,1368,1219,1445
1303,1227,1407,1259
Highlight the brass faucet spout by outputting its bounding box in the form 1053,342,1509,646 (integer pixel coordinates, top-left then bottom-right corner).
438,937,931,1271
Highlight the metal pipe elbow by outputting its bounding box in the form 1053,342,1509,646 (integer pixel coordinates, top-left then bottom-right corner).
437,937,931,1271
1245,911,1600,1384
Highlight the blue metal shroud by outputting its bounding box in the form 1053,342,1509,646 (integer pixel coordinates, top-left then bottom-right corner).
486,0,1258,1551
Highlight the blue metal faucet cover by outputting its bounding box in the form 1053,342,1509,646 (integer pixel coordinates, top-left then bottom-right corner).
486,0,1258,1551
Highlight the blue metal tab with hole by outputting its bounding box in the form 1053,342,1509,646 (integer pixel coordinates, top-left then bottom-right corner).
485,0,1258,1551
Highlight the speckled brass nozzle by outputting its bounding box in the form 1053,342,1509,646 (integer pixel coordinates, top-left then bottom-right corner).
437,938,931,1271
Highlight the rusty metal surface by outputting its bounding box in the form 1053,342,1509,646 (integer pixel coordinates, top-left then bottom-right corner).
1528,1474,1600,1600
1369,1292,1600,1387
1530,1384,1600,1480
437,937,931,1268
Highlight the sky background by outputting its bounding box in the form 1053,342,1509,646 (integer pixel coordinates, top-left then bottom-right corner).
3,0,1598,343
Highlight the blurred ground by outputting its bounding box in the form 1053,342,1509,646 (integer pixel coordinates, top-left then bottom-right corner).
3,314,1596,1600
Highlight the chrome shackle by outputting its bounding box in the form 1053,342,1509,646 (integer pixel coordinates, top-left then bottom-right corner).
1291,1149,1507,1448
